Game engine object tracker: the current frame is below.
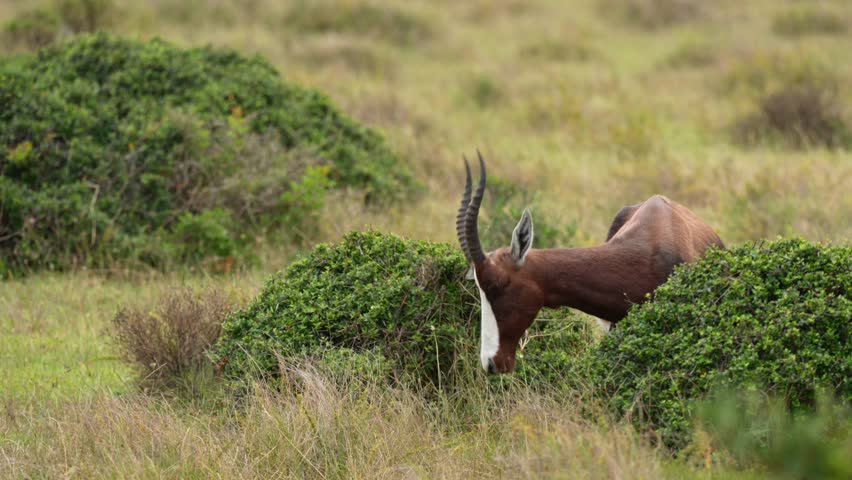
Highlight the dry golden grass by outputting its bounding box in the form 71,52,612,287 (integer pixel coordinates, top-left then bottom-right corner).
2,364,681,479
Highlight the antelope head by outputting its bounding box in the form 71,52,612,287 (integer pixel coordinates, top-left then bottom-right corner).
457,153,541,374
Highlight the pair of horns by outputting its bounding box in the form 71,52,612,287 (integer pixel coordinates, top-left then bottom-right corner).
456,151,486,265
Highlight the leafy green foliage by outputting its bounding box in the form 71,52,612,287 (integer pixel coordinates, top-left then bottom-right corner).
699,391,852,480
0,33,413,274
213,231,475,385
585,239,852,449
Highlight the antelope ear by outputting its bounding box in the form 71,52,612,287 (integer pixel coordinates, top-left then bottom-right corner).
511,208,534,265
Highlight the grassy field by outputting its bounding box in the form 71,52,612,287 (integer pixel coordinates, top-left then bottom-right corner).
2,0,851,478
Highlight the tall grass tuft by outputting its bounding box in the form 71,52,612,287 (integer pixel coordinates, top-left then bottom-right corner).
0,358,676,479
111,287,232,387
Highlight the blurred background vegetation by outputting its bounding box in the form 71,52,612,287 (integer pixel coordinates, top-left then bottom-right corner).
3,0,850,264
1,0,850,478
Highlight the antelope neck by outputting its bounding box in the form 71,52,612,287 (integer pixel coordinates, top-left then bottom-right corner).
523,244,651,323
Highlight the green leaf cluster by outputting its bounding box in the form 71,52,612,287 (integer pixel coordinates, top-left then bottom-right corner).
0,33,413,274
585,238,852,448
213,230,474,385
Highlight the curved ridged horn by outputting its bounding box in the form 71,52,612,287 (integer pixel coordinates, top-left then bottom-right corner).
456,157,473,262
465,151,487,265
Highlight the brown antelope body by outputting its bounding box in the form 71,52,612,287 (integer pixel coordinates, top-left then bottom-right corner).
456,154,724,374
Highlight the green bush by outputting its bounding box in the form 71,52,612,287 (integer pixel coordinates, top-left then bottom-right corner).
585,239,852,449
699,391,852,480
213,231,474,385
2,9,61,50
0,34,413,274
213,231,597,388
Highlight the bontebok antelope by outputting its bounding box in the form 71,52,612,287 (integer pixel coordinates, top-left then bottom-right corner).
456,153,724,374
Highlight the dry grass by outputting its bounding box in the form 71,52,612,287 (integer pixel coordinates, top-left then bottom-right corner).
1,363,680,479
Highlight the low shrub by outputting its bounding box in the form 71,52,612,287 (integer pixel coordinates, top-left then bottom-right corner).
598,0,704,30
213,230,595,388
0,34,413,274
719,51,849,149
214,231,475,386
732,86,850,149
1,9,61,50
662,41,716,69
112,287,233,387
520,38,598,63
772,9,847,37
56,0,115,33
718,50,835,100
585,239,852,449
284,0,432,46
467,74,504,110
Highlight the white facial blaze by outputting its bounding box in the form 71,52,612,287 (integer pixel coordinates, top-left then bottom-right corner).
474,269,499,370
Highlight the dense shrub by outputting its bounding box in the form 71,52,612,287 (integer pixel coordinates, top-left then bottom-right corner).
213,230,596,387
1,9,62,50
732,86,850,149
772,9,847,37
0,34,413,274
112,287,233,386
213,231,474,385
585,239,852,449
